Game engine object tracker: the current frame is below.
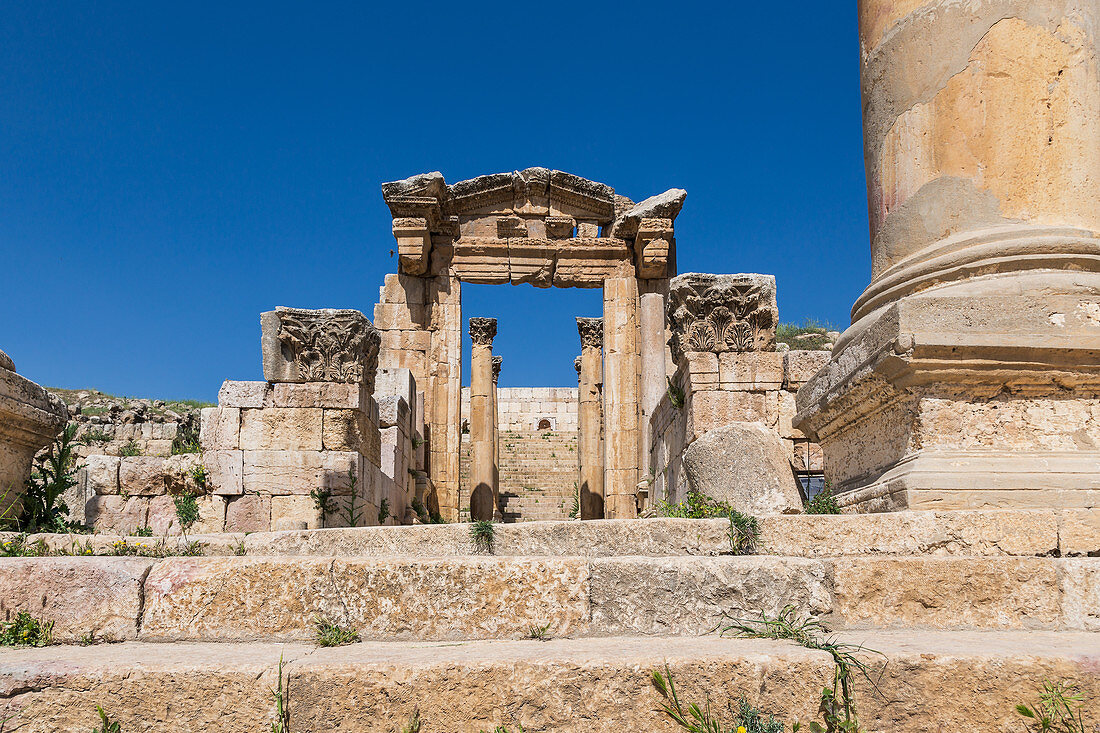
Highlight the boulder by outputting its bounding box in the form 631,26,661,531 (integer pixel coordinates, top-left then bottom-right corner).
682,422,803,515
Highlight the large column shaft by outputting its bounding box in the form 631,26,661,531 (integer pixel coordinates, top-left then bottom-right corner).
468,318,497,521
491,356,502,521
576,318,605,519
795,1,1100,511
637,285,668,506
602,278,640,519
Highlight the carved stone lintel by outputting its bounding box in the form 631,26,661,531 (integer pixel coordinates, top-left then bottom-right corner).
261,307,381,390
491,355,502,382
577,317,604,350
469,317,498,347
635,217,673,279
666,273,778,362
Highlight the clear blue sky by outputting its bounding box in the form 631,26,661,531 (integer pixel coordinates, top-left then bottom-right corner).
0,2,868,400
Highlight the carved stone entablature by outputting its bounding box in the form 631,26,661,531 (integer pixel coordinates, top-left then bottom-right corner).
469,317,498,347
666,273,778,362
491,355,502,382
577,317,604,350
261,307,381,390
382,170,685,280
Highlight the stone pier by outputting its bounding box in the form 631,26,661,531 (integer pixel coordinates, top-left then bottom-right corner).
602,278,640,519
0,349,68,519
576,318,605,520
491,355,502,521
468,318,497,521
796,0,1100,511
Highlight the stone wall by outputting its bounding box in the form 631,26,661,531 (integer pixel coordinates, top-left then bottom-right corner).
461,387,578,432
83,453,219,534
460,429,577,523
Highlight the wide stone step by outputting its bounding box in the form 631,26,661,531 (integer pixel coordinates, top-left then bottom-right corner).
3,554,1098,642
2,632,1098,732
18,509,1096,559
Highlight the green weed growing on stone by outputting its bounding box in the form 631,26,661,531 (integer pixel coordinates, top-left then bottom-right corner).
666,376,685,409
400,709,421,733
189,464,208,491
310,487,333,528
479,726,525,733
21,422,82,533
1016,680,1093,732
270,654,290,733
657,490,736,520
82,429,112,444
130,525,153,537
526,621,551,641
804,486,841,515
728,511,760,556
410,496,429,523
0,611,53,647
118,440,142,457
314,616,360,647
653,665,793,732
568,482,579,519
378,498,391,525
91,705,121,733
170,422,201,455
719,606,884,733
173,491,200,534
469,520,495,554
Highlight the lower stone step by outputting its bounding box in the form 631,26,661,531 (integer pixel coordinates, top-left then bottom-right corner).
2,554,1098,642
1,632,1097,732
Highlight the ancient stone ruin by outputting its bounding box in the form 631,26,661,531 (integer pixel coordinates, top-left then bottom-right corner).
0,1,1097,729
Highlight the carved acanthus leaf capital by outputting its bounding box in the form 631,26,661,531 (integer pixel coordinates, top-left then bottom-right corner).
666,273,778,361
577,317,603,350
492,355,502,381
469,317,498,346
271,307,380,387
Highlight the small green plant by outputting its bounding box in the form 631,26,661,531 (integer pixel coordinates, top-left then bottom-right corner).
130,525,153,537
0,611,54,647
526,622,551,641
412,435,424,449
653,666,793,732
189,464,208,491
82,429,112,444
21,422,82,533
233,538,247,556
1016,680,1093,732
657,490,737,520
568,482,580,519
314,616,360,647
728,511,760,555
666,376,685,409
173,491,200,534
804,486,841,515
401,709,421,733
270,654,290,733
339,470,362,527
470,520,495,554
92,705,121,733
118,440,142,457
719,606,883,733
378,498,391,525
80,630,97,646
310,486,333,528
170,423,201,455
410,496,429,523
479,727,525,733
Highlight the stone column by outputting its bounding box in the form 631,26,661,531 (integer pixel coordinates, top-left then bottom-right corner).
491,355,503,521
637,283,668,501
796,1,1100,511
602,278,640,519
428,275,462,521
468,317,497,521
0,349,68,519
576,318,605,520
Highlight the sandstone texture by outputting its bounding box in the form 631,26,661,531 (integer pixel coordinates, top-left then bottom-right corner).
682,422,803,514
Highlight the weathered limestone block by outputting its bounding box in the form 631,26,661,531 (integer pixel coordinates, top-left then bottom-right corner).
783,350,831,389
0,356,68,515
589,556,831,636
0,557,152,641
321,408,372,452
272,382,368,409
682,422,802,514
242,450,358,496
1060,559,1100,631
199,407,240,450
718,351,784,391
140,556,590,641
667,273,778,361
271,495,324,531
118,456,167,496
830,557,1062,630
204,449,243,495
217,380,271,409
260,307,381,391
239,408,323,451
148,494,226,535
224,494,270,533
796,0,1100,511
85,495,150,534
163,454,205,495
85,454,121,495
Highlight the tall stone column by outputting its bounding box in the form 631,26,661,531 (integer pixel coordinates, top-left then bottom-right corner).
602,278,640,519
468,318,497,521
796,0,1100,511
576,318,605,520
638,283,668,500
491,355,503,521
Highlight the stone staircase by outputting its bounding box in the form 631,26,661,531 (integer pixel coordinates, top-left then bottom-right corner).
1,510,1098,731
460,430,578,522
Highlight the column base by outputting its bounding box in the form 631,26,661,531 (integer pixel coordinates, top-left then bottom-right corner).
795,273,1100,512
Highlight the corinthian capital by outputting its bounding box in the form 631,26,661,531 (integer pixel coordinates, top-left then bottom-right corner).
492,355,502,382
666,273,777,362
576,317,603,351
469,317,498,347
